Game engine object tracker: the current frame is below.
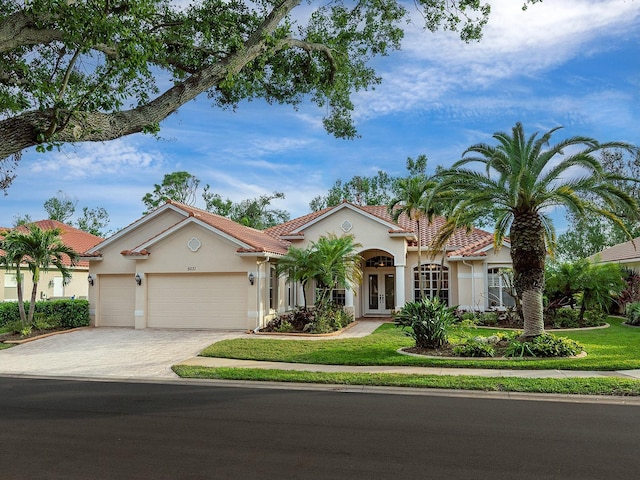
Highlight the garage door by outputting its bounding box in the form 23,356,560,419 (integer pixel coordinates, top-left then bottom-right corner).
98,274,135,327
147,273,247,329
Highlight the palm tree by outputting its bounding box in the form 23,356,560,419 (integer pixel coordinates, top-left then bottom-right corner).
388,175,436,298
277,234,362,308
431,122,639,338
311,234,363,306
0,232,28,326
1,225,79,326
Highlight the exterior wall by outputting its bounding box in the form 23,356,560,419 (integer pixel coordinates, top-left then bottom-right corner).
1,266,89,302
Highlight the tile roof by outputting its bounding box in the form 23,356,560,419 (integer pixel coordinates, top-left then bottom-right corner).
592,237,640,263
265,202,495,256
150,201,291,256
0,220,103,267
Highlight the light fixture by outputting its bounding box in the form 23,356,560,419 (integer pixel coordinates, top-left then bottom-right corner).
87,274,94,286
135,273,142,286
248,272,255,285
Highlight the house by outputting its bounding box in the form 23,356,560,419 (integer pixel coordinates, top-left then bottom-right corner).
84,200,513,330
591,237,640,273
0,220,103,302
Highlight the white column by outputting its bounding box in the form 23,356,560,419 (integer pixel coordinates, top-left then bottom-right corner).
395,265,405,310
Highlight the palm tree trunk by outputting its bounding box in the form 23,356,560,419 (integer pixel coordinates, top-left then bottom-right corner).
15,270,27,328
28,281,38,326
510,211,546,338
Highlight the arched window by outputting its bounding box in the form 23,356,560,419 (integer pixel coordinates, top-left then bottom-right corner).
487,268,516,308
414,264,448,304
365,255,394,268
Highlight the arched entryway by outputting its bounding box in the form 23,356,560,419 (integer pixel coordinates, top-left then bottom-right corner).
363,254,396,315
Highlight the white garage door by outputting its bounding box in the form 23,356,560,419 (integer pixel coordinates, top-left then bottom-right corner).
147,273,247,329
98,274,135,327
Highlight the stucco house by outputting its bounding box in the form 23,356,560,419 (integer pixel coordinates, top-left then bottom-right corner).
1,220,103,302
591,236,640,273
84,200,513,330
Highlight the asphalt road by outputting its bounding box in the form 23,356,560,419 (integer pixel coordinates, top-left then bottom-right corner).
1,376,639,479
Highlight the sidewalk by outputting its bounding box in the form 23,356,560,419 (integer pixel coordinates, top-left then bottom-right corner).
179,319,640,380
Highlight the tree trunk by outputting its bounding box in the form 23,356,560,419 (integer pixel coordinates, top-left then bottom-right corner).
28,281,38,326
510,211,547,338
15,270,27,328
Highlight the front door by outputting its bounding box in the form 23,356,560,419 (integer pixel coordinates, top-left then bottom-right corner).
365,272,395,315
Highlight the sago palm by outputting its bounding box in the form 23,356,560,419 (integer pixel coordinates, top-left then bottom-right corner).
431,122,639,338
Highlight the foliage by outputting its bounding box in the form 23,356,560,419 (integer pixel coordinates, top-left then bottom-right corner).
431,122,640,338
204,190,290,229
0,299,89,329
626,302,640,326
452,340,495,357
615,268,640,313
277,234,362,308
0,225,79,327
75,207,110,237
556,149,640,261
505,334,583,358
43,190,77,223
142,171,200,213
0,0,498,191
262,304,353,334
394,296,456,349
310,170,398,211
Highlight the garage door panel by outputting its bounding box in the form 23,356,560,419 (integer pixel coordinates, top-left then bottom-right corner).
99,274,135,327
147,274,246,329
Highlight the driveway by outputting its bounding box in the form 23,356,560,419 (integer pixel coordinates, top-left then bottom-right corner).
0,327,245,379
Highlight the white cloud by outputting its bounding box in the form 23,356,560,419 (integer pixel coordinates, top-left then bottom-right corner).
29,139,166,180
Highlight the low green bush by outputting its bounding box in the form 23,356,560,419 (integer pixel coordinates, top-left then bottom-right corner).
505,334,583,358
452,340,495,357
0,299,90,328
478,312,498,326
625,302,640,326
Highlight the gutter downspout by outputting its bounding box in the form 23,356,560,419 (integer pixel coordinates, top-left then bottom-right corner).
254,257,270,332
462,260,475,311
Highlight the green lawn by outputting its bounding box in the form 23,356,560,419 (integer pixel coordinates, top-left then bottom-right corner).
172,365,640,396
200,317,640,371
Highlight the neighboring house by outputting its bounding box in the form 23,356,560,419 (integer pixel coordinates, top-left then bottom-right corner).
0,220,103,302
591,237,640,273
84,200,513,330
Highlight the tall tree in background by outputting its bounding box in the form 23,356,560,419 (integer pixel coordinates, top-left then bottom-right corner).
43,190,77,223
0,0,496,191
76,207,111,237
204,188,290,229
142,171,200,213
431,122,639,338
556,149,640,261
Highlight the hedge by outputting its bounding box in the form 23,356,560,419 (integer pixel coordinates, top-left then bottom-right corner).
0,299,90,328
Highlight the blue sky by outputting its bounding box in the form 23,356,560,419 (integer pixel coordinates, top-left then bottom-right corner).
2,0,639,234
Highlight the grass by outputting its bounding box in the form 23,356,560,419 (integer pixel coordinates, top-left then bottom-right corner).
172,365,640,396
199,317,640,371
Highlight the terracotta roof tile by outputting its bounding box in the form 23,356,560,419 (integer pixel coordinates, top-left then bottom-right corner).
1,220,103,267
164,200,290,256
265,202,494,257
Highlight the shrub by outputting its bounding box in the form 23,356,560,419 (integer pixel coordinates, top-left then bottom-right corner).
478,312,498,326
505,334,583,358
551,308,580,329
452,340,495,357
394,297,456,349
0,299,89,328
626,302,640,326
262,304,353,334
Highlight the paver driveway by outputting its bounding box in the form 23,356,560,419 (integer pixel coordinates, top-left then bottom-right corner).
0,328,245,379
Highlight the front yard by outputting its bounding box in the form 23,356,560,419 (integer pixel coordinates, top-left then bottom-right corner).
172,317,640,396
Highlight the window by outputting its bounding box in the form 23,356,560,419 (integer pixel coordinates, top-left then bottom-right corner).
414,264,448,305
487,268,516,308
365,255,394,268
332,289,346,306
4,273,23,301
269,265,277,311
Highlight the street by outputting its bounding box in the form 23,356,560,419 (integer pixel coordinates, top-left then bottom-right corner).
1,376,638,479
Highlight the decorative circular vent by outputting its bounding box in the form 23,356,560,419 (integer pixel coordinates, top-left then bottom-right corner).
341,220,353,233
187,237,202,252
